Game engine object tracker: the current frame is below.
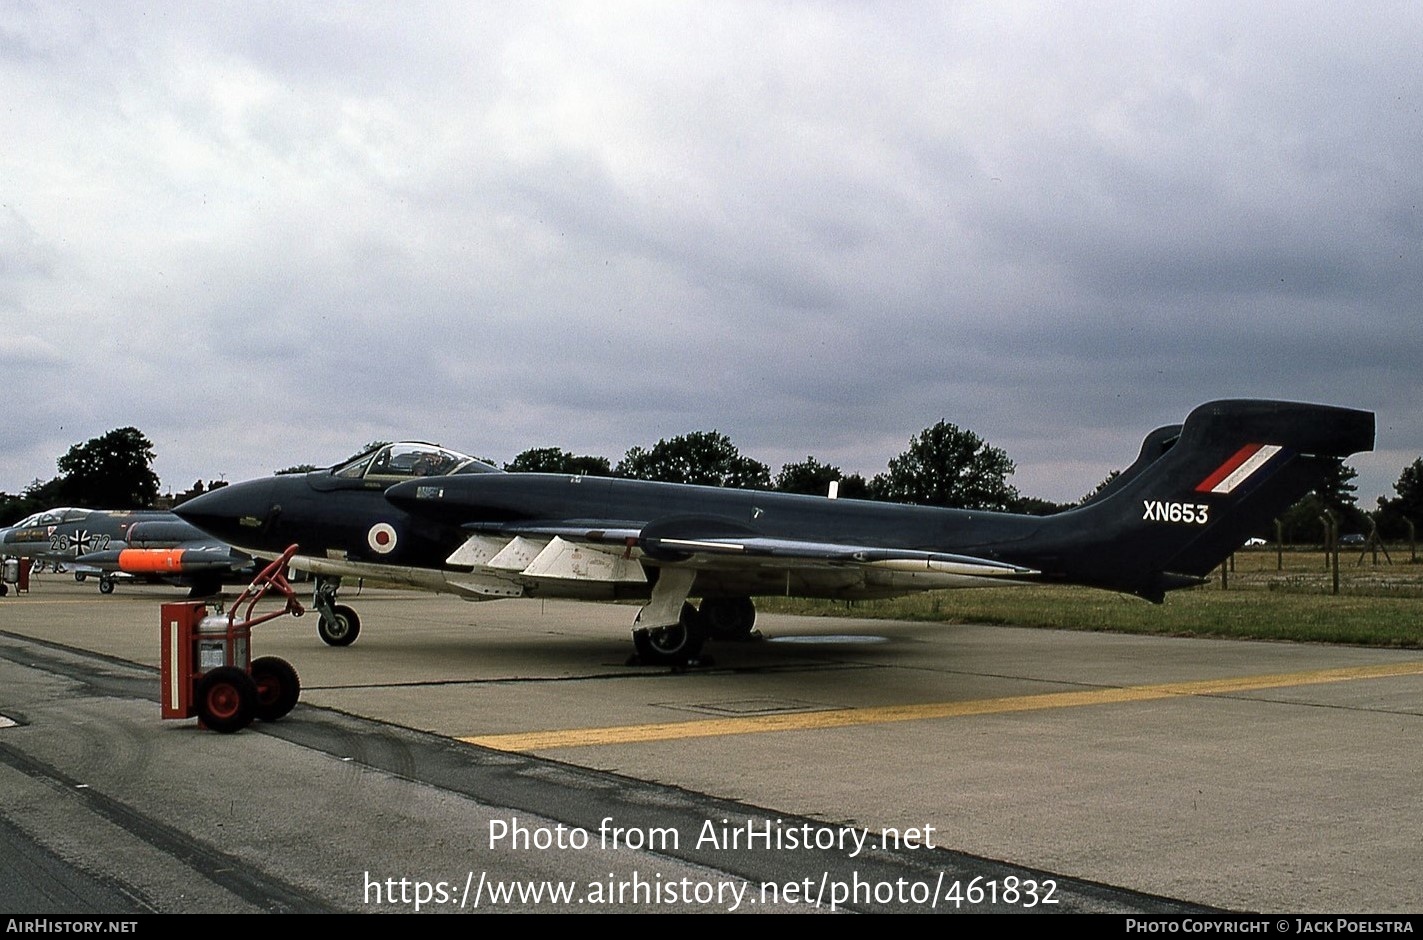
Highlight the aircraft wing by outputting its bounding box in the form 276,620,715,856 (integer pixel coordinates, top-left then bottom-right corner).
453,515,1037,587
639,536,1037,576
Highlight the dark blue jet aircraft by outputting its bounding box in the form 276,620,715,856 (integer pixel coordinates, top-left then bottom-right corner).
174,400,1374,664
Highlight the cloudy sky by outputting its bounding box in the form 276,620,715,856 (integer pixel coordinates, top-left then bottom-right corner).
3,2,1419,507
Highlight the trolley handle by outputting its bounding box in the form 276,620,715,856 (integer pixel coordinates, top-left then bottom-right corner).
226,544,305,634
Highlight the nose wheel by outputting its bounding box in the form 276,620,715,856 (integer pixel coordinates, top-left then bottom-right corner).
312,576,362,646
317,604,361,646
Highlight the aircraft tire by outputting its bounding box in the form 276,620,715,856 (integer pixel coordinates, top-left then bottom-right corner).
633,603,707,665
251,656,301,722
98,577,115,595
75,572,87,582
196,666,258,734
318,605,361,647
700,596,756,640
0,583,7,597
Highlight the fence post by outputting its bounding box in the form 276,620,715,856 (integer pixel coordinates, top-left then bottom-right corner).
1320,512,1338,594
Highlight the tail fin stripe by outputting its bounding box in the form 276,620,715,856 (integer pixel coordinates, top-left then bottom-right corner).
1195,444,1263,492
1196,443,1283,495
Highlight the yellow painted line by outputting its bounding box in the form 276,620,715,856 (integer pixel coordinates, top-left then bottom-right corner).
462,661,1423,752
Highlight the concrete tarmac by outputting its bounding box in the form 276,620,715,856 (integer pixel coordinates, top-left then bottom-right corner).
2,574,1420,913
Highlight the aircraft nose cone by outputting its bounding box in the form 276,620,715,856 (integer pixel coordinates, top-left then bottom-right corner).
174,478,277,543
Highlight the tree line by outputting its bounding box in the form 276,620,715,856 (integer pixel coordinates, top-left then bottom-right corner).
4,425,1422,543
506,424,1027,511
1,428,164,524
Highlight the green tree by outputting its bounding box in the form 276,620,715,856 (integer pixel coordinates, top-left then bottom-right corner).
1080,470,1122,505
774,457,839,496
1277,493,1340,545
1278,458,1367,541
1011,495,1069,516
55,428,160,509
0,493,20,526
1,477,63,525
1376,457,1423,539
615,431,771,489
870,420,1018,510
774,457,871,499
505,447,612,476
1315,458,1360,517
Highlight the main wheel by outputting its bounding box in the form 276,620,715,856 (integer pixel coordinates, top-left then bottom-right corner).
633,603,707,665
75,572,87,583
98,577,115,595
699,596,757,640
250,656,301,722
195,666,258,733
317,604,361,646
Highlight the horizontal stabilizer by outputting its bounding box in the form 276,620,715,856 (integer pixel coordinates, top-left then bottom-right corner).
1180,399,1373,457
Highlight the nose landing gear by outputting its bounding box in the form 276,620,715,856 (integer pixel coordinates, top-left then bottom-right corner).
312,576,362,646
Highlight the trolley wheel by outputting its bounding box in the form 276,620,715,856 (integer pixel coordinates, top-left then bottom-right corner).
195,666,258,733
250,656,301,722
98,576,115,595
318,604,361,646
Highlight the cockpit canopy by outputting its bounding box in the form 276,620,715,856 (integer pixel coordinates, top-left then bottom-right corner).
332,443,500,481
12,507,91,528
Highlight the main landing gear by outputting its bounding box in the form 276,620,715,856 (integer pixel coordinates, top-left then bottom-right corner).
629,597,759,666
629,568,758,666
302,570,754,667
698,596,757,640
632,602,708,665
312,576,361,646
